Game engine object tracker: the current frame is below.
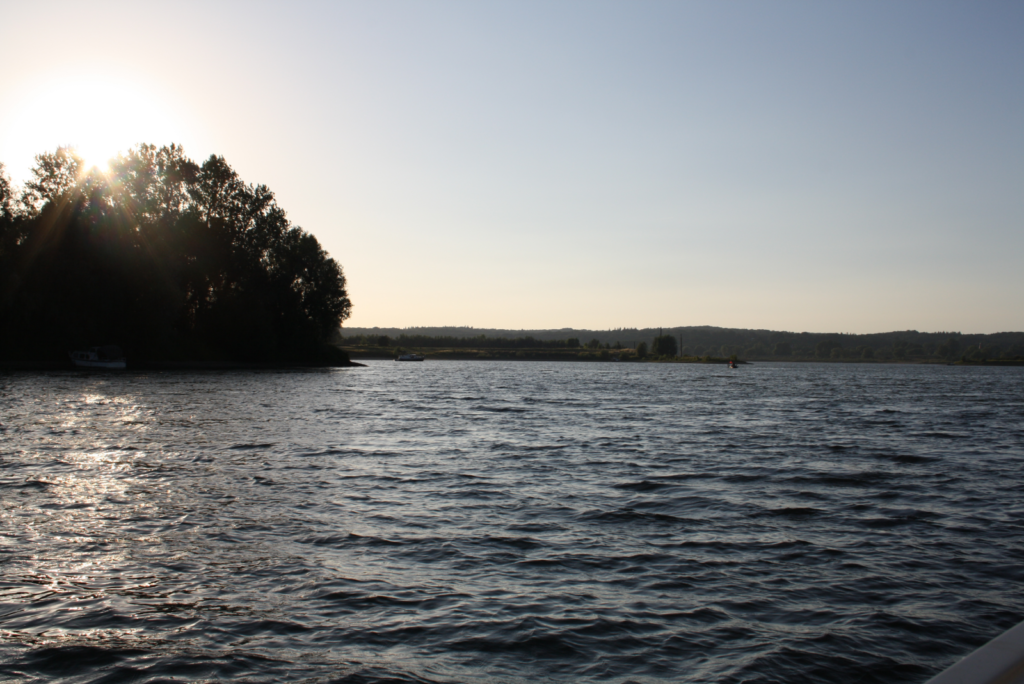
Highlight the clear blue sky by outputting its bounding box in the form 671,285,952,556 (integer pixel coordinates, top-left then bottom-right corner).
1,1,1020,333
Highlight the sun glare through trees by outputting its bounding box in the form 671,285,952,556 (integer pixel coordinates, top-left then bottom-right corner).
0,145,352,367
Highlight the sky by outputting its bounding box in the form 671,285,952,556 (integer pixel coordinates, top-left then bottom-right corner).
0,1,1021,334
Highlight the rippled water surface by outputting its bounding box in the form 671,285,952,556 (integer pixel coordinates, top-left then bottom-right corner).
2,361,1023,683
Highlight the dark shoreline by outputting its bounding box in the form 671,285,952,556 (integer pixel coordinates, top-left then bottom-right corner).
6,356,1020,371
345,350,1024,366
1,360,365,372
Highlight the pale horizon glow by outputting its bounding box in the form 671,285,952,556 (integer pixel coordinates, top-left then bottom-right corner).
1,1,1021,335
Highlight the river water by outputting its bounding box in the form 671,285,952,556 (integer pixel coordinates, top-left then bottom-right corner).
1,361,1023,683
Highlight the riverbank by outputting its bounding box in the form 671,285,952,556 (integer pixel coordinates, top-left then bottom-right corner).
342,346,1024,366
343,345,741,363
1,348,364,371
1,360,366,371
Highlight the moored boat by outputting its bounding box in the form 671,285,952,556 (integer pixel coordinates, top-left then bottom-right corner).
396,354,425,362
70,346,126,369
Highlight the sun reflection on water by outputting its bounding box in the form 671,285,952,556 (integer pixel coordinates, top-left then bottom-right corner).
8,385,162,626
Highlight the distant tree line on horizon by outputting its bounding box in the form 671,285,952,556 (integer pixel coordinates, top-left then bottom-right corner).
346,333,596,350
341,326,1024,362
0,146,351,366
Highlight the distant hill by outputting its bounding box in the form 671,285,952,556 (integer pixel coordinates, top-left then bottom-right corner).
340,325,1024,362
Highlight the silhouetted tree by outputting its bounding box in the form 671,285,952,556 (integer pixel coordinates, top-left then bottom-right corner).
0,163,22,330
21,148,83,212
0,145,352,365
0,163,14,220
652,334,677,357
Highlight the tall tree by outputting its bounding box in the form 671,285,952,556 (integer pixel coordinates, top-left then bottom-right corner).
21,148,83,213
652,334,678,357
1,145,352,365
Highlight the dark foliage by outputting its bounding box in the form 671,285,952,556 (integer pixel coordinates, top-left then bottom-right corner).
341,326,1024,362
651,334,678,357
0,146,351,365
344,332,587,350
816,338,842,359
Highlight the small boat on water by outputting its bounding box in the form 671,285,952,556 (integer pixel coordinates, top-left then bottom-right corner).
396,354,425,362
70,346,126,369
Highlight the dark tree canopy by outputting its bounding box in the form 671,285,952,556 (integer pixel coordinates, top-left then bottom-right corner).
0,145,352,366
651,334,678,357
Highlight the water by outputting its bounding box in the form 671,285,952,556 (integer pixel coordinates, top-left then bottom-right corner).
1,361,1023,683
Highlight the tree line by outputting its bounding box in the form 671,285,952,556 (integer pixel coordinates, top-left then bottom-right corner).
342,333,663,353
342,326,1024,362
341,332,736,362
345,333,586,350
0,146,352,366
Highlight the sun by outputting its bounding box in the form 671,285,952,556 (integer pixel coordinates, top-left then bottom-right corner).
74,143,119,174
0,74,190,182
76,137,123,173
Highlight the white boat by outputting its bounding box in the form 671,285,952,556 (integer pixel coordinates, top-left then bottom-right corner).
395,354,425,362
70,346,126,369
